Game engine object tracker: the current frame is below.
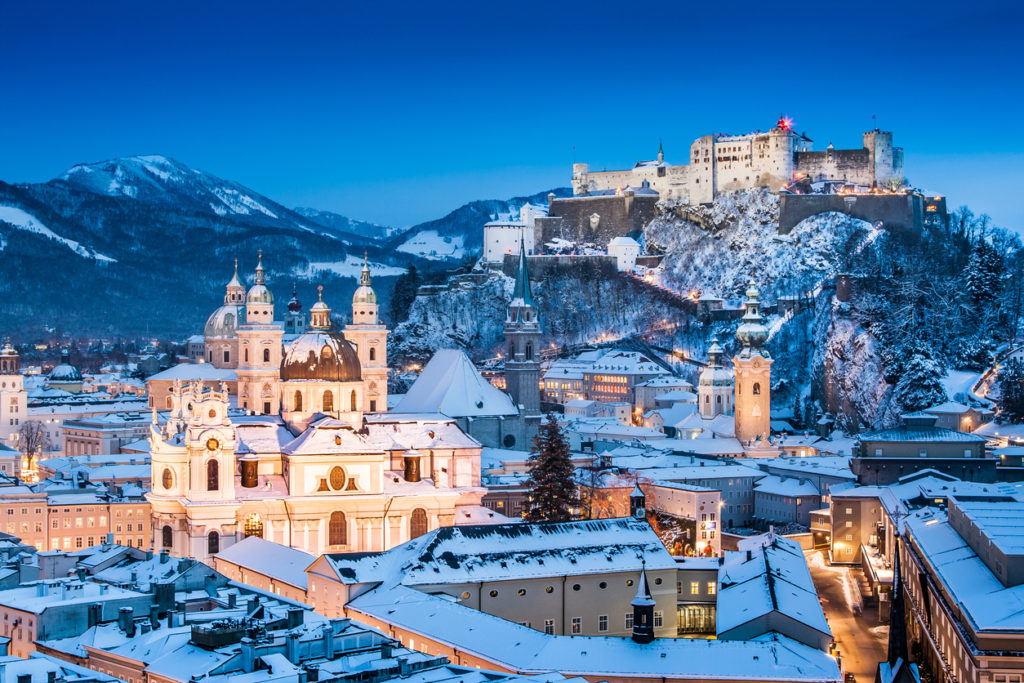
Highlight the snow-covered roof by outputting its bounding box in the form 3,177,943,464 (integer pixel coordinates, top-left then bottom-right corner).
393,349,518,417
717,535,831,644
858,424,986,444
636,376,694,390
754,475,820,498
147,363,237,382
608,236,640,247
215,536,313,589
589,351,668,376
924,401,973,414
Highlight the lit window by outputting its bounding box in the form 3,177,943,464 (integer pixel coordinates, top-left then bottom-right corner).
707,582,716,595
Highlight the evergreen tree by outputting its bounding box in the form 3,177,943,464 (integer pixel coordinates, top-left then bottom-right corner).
389,265,421,324
965,241,1005,306
998,358,1024,423
893,353,947,414
523,414,577,523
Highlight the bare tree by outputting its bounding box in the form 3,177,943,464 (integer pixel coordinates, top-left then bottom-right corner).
17,420,51,478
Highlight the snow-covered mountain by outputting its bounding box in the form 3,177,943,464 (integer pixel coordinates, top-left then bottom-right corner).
294,207,396,241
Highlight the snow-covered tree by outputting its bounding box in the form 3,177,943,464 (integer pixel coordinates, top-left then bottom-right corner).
965,241,1005,307
998,358,1024,423
893,354,947,414
523,414,577,523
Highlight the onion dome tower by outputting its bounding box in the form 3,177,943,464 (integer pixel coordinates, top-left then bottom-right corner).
698,337,734,419
343,255,389,413
733,281,772,444
237,251,283,415
284,283,305,337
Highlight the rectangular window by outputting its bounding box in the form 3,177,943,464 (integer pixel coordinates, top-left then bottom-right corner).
598,615,608,632
625,613,633,629
707,582,716,595
571,617,581,634
845,521,853,528
874,448,883,457
544,619,555,635
690,581,700,595
845,507,852,514
964,449,973,458
919,448,928,458
845,534,853,541
654,611,663,628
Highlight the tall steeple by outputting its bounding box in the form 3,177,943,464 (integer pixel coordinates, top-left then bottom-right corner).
631,561,656,644
504,239,541,416
344,254,390,413
733,280,773,444
237,249,283,415
657,139,664,164
225,258,245,305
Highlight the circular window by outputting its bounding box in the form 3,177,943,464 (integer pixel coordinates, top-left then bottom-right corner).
161,468,174,490
460,591,470,599
503,434,516,448
626,579,634,587
329,467,346,491
208,409,216,418
572,584,581,591
545,586,553,594
517,589,526,596
599,582,607,589
654,578,663,585
489,590,498,598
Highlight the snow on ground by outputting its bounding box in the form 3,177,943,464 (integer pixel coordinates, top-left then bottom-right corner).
942,369,984,402
0,206,116,262
302,255,405,278
396,230,466,261
806,550,864,615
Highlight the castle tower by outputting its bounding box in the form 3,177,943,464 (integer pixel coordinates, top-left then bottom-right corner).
631,563,656,644
236,251,283,415
733,282,772,444
504,240,541,415
0,340,26,452
698,337,734,419
284,284,305,337
343,256,389,413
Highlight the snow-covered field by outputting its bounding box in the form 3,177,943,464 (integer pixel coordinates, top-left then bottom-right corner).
397,230,466,261
301,255,406,279
0,206,116,262
941,369,984,402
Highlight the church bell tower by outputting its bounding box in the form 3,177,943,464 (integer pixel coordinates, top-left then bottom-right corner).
733,282,772,444
504,240,541,415
343,255,389,413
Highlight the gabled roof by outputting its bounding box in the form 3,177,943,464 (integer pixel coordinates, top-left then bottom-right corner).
214,536,313,589
392,350,518,417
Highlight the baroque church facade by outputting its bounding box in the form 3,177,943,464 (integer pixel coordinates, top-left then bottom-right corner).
147,255,489,561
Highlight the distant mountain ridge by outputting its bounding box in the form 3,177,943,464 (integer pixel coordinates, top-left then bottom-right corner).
0,155,565,339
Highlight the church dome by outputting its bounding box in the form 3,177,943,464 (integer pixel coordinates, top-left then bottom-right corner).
281,331,361,382
204,304,243,338
247,284,274,305
352,285,376,305
287,287,302,312
49,351,81,382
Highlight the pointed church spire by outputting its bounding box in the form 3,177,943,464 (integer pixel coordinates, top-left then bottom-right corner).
512,238,534,307
360,251,372,287
887,536,909,665
657,139,664,163
254,249,266,285
631,560,656,644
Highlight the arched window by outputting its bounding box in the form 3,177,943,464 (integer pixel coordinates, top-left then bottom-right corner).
753,382,761,396
369,347,376,361
410,508,428,538
294,390,303,412
244,513,263,538
329,511,347,546
526,342,533,360
263,348,270,363
162,525,172,548
350,390,357,411
704,395,709,404
716,395,721,405
208,531,219,555
207,459,219,491
322,390,334,413
244,348,249,363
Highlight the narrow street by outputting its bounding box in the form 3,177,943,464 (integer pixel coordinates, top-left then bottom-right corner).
806,549,888,682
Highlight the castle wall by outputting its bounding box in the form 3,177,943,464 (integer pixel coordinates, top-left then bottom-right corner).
500,254,619,280
537,194,659,246
778,193,946,234
795,149,873,185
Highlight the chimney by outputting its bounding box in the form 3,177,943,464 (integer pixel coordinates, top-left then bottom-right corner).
305,666,320,682
380,642,393,660
322,624,334,659
166,609,177,629
87,603,103,627
240,458,258,488
106,532,114,545
403,451,421,483
160,548,169,564
287,608,304,630
118,607,135,637
240,637,257,673
286,632,301,664
149,605,160,630
228,592,237,609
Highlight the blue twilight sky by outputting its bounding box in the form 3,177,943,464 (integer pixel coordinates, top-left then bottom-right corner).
2,1,1023,230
